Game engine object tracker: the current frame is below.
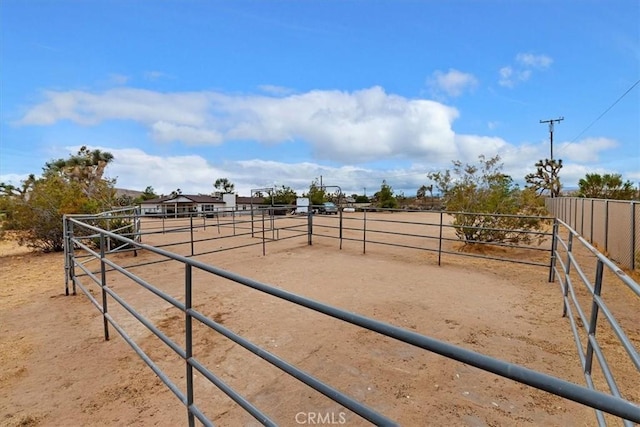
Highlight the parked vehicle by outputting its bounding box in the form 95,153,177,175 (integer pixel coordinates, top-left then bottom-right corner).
317,202,338,215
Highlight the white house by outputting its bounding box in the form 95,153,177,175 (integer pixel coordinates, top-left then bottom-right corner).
139,194,265,217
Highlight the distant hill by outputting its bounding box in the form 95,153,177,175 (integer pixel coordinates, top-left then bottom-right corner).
115,188,144,198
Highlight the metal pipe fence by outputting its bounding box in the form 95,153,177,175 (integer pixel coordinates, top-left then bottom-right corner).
546,197,639,270
310,208,555,275
83,206,555,273
551,218,640,426
62,208,640,425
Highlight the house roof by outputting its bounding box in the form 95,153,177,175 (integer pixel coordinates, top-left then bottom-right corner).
236,196,265,204
140,194,267,205
140,194,223,204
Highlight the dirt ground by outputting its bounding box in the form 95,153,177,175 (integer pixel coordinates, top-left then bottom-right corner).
1,212,638,426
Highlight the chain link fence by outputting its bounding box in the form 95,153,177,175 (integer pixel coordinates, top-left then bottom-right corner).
546,198,639,270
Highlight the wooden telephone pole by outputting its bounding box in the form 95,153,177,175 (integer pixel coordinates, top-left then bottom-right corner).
539,117,564,160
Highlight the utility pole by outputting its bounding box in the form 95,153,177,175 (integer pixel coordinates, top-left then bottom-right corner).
539,117,564,160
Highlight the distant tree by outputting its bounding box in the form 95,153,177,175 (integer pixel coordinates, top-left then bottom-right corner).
428,155,546,245
268,185,298,205
0,177,36,226
44,146,115,198
373,180,398,209
116,194,134,206
416,184,434,200
139,186,158,201
577,173,636,200
214,178,235,194
396,191,408,207
305,179,327,206
0,175,36,201
169,188,182,198
354,195,369,203
525,158,562,198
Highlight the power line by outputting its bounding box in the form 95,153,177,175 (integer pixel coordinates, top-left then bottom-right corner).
570,78,640,143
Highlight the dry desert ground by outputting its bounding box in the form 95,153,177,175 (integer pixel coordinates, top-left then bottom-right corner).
1,212,638,426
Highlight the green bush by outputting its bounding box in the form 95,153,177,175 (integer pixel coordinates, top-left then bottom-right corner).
428,155,547,245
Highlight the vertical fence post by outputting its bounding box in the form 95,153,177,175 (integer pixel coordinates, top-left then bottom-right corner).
100,233,110,341
549,219,558,283
581,198,585,236
568,198,572,228
590,199,594,242
362,209,367,254
565,232,574,275
135,207,142,245
308,209,313,246
251,207,255,238
584,260,604,375
438,211,444,266
631,202,636,271
190,214,194,256
561,231,574,318
63,216,70,296
262,209,266,256
271,209,276,241
339,209,343,250
69,220,77,295
185,264,195,427
604,200,609,253
233,209,236,236
106,214,111,253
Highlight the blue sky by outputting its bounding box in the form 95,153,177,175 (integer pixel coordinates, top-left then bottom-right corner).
1,0,639,197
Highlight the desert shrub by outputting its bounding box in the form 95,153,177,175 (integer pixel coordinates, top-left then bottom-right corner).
428,155,547,245
5,176,108,252
2,147,117,252
88,215,136,250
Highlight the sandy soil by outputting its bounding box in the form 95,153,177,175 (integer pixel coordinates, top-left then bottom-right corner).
1,212,638,426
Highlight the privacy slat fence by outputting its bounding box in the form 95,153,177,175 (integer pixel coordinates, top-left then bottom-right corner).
547,197,639,270
63,207,640,425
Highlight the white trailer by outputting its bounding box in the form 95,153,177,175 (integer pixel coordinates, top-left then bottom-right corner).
295,197,310,215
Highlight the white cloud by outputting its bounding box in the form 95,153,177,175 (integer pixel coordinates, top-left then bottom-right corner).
516,53,553,69
19,88,210,127
428,69,478,97
498,66,514,88
454,135,509,162
100,147,381,196
18,86,461,163
98,148,226,195
69,137,621,198
499,52,553,88
16,85,625,194
151,121,224,145
556,137,618,162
